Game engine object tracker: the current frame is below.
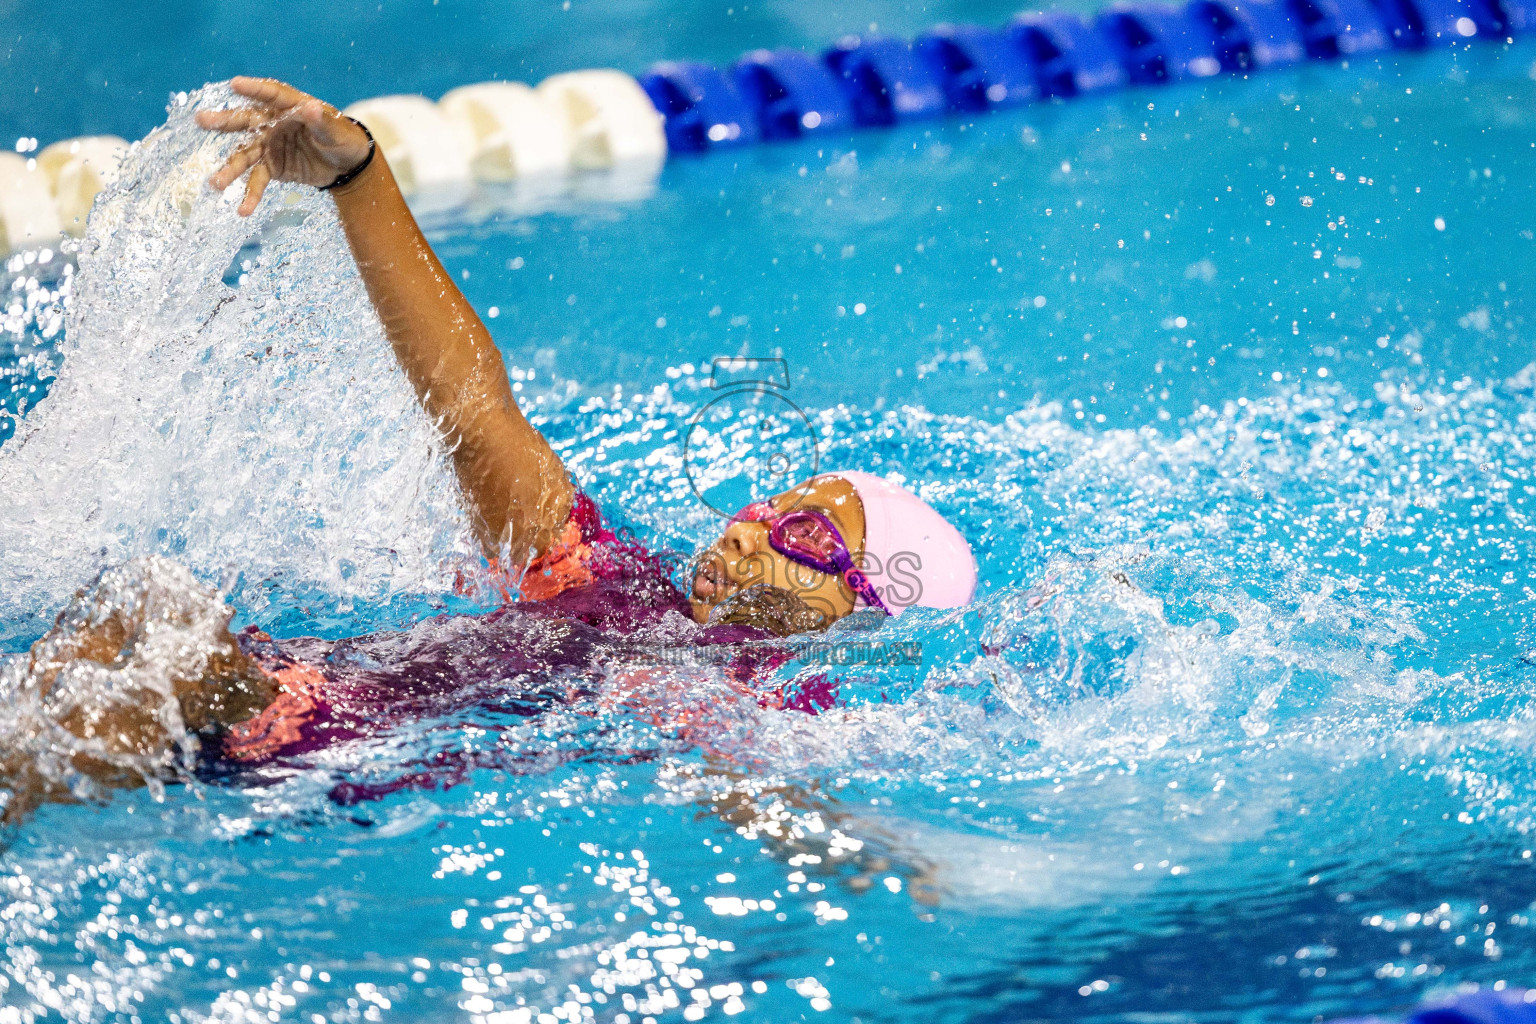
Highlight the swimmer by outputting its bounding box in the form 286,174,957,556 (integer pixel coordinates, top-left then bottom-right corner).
5,77,979,814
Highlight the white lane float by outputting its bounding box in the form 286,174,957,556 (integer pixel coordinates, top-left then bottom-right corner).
438,81,572,181
1,69,670,252
536,70,667,172
340,94,473,205
0,153,62,252
37,135,128,237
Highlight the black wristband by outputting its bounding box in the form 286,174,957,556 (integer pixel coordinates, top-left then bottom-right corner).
319,117,376,191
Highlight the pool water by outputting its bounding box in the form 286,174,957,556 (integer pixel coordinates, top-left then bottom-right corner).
5,5,1536,1023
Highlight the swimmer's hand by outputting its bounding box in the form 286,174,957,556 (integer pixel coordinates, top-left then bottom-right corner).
196,77,372,217
198,76,574,561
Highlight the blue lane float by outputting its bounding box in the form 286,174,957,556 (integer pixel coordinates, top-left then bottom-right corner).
1395,0,1507,41
639,61,759,152
1369,0,1432,44
1358,0,1504,45
914,24,1040,110
1096,3,1227,81
1505,0,1536,31
642,0,1524,159
732,48,854,139
824,35,949,125
1187,0,1307,67
1288,0,1394,54
1006,12,1130,96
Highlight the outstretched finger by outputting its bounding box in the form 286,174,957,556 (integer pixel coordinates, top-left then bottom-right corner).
230,76,309,111
238,163,271,217
207,138,264,191
195,106,277,135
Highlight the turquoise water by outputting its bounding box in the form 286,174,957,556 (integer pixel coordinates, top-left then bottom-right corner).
4,6,1536,1024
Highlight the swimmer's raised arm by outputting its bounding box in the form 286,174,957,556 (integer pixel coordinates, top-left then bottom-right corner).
196,77,573,564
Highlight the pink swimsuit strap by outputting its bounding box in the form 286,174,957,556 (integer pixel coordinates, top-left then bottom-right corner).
223,651,327,762
460,491,613,605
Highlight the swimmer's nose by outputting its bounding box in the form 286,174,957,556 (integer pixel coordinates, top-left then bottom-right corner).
692,522,769,603
720,520,771,583
721,519,763,561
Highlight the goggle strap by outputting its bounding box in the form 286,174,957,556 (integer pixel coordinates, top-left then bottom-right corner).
838,557,892,616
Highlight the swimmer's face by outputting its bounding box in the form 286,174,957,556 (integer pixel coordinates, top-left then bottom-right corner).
689,475,865,634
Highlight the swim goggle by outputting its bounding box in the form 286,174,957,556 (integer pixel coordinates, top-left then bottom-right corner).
732,501,892,615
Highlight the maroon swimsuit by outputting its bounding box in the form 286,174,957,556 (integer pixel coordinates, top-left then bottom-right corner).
222,495,834,767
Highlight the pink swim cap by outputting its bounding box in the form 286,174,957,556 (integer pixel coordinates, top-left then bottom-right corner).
827,471,978,616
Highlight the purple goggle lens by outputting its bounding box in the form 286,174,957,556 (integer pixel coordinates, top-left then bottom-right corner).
732,501,891,615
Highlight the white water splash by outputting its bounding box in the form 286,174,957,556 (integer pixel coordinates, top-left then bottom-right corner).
0,83,478,647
